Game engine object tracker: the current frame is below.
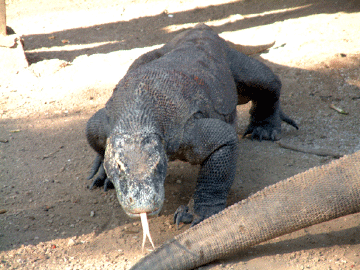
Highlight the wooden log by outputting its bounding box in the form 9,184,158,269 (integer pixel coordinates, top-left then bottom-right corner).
0,0,6,36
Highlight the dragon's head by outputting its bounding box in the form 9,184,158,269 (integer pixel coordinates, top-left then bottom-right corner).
104,133,167,218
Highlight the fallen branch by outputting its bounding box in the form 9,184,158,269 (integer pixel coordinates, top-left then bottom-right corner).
42,145,64,160
277,141,344,158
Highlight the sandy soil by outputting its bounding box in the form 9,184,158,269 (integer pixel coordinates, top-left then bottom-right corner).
1,0,360,269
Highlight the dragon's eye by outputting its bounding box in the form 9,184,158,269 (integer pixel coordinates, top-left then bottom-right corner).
142,136,152,145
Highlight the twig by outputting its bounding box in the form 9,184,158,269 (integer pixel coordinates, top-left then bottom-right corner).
42,145,64,160
277,141,344,158
329,104,349,115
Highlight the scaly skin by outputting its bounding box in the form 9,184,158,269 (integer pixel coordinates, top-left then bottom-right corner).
86,23,298,226
130,150,360,270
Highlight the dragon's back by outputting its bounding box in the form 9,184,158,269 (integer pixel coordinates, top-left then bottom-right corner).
107,27,239,137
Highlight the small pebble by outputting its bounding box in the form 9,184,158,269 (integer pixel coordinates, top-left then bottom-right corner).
68,239,76,246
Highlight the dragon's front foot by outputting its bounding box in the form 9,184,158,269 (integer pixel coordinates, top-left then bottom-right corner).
174,205,195,228
89,175,114,191
174,202,225,228
87,154,114,191
244,107,298,141
243,122,281,141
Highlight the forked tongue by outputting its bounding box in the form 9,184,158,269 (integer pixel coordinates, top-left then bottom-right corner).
140,212,155,252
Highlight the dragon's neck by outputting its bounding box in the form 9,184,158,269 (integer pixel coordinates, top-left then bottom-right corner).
111,100,162,137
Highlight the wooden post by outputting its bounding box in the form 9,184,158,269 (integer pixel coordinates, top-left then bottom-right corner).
0,0,6,36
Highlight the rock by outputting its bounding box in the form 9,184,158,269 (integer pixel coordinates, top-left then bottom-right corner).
29,59,68,77
0,34,28,77
68,238,76,246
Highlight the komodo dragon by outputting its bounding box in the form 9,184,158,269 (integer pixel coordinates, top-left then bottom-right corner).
130,150,360,269
85,23,298,227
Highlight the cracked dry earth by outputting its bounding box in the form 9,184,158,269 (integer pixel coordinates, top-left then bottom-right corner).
1,0,360,269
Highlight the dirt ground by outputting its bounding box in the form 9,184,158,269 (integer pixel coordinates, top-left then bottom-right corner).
1,0,360,269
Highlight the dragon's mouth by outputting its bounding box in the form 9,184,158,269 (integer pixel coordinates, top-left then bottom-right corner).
126,207,161,219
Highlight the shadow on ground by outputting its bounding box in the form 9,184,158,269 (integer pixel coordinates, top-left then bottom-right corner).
23,0,360,63
1,1,359,269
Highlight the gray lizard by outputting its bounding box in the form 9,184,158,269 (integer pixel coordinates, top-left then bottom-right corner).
130,150,360,269
86,23,298,226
